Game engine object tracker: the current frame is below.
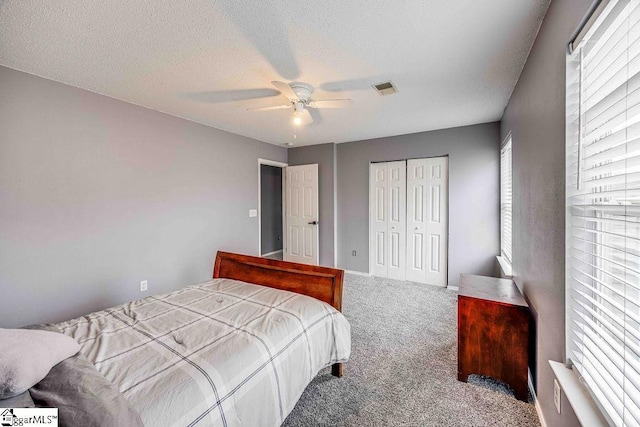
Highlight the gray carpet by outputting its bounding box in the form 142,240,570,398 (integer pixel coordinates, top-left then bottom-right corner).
262,251,284,260
283,274,540,427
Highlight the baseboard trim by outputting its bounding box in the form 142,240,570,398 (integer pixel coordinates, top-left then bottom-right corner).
447,286,459,292
344,270,371,277
261,249,283,257
529,369,547,427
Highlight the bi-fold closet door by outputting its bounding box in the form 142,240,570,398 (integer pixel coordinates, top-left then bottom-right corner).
406,157,448,286
370,157,448,286
370,161,407,280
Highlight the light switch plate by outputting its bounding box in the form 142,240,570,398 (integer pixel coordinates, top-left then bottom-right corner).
140,280,148,292
249,209,257,217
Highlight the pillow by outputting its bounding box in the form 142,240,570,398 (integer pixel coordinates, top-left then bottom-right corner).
0,328,80,399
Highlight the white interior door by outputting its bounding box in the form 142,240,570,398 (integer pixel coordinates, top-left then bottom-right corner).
370,163,388,278
424,157,448,286
369,161,406,280
407,158,428,283
387,161,406,280
407,157,448,286
373,157,448,286
284,164,319,265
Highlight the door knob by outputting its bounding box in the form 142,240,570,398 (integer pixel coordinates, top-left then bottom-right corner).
308,220,318,225
415,227,419,230
391,226,396,229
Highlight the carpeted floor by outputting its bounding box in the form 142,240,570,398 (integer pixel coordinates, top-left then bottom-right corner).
262,251,284,260
283,274,540,427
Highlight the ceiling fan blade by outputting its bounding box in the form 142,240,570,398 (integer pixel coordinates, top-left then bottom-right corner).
308,99,355,109
247,104,291,112
272,81,299,100
300,109,314,125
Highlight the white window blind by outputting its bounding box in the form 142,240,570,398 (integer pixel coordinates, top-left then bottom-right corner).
501,137,513,264
567,1,640,425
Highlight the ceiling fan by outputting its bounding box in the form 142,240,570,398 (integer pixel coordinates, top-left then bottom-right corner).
248,81,354,126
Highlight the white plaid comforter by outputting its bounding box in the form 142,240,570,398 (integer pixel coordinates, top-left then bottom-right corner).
55,278,351,427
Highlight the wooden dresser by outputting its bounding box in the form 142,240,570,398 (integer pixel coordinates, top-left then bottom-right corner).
457,274,530,401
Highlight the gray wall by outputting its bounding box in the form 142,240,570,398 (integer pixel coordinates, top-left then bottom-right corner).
336,122,500,285
260,164,283,255
0,66,286,328
500,0,592,425
288,143,336,267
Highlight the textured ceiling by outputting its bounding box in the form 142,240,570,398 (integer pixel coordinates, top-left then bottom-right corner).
0,1,550,146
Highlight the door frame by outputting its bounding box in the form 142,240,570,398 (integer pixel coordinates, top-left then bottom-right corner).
258,158,288,257
368,156,450,286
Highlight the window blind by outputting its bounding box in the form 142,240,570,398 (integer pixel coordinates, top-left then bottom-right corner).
501,138,513,264
567,0,640,425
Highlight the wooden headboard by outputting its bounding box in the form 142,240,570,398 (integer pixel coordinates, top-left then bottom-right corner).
213,251,344,312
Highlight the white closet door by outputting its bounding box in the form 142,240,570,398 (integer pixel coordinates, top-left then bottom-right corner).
370,163,388,278
425,157,448,286
406,158,428,283
386,161,406,280
369,161,406,280
370,158,444,284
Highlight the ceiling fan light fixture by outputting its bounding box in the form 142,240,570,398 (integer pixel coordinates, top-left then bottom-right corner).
249,81,352,128
293,102,305,126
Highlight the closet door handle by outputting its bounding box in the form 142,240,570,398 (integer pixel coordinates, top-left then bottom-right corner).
308,220,318,225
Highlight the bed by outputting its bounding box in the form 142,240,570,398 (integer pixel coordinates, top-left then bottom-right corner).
7,252,351,427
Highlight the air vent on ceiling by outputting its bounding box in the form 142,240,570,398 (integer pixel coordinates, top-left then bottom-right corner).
372,81,397,96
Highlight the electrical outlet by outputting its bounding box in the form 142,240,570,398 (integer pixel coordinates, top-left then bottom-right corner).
554,378,561,413
352,250,357,256
140,280,148,292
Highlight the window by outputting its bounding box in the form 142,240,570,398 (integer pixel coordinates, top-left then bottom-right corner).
566,1,640,425
501,136,513,264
